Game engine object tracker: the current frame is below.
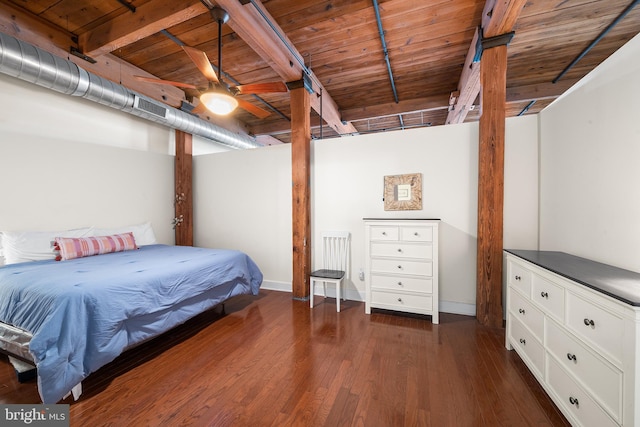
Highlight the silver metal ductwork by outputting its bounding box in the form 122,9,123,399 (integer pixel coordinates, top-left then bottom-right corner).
0,31,261,150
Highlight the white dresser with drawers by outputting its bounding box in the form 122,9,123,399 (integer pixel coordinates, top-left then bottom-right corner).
364,219,439,323
505,250,640,427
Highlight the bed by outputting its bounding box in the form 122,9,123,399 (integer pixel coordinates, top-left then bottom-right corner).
0,242,263,404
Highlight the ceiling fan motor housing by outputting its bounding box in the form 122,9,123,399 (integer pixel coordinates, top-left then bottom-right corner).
209,7,230,25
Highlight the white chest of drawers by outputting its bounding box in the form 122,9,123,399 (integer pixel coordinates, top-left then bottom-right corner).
364,219,439,323
505,250,640,427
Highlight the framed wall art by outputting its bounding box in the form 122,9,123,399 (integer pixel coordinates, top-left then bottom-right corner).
383,173,422,211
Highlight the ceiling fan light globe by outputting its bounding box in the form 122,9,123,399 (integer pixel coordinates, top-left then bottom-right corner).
200,91,238,115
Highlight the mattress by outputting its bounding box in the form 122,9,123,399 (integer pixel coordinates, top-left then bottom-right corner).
0,322,33,363
0,244,263,403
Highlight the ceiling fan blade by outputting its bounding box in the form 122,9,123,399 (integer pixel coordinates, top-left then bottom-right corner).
134,75,198,90
237,99,271,119
182,46,219,83
234,82,288,95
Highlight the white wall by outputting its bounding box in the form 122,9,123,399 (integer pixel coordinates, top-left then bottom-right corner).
312,124,480,313
0,49,543,314
0,73,176,244
504,115,539,249
194,116,540,314
193,143,292,287
539,33,640,272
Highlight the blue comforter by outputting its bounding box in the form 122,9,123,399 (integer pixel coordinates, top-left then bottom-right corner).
0,244,263,403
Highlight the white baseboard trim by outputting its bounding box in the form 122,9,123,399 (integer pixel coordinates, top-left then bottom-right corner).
262,281,365,301
261,282,475,317
439,301,476,316
260,281,292,293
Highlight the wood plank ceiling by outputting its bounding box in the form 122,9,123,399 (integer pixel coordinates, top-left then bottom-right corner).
1,0,639,145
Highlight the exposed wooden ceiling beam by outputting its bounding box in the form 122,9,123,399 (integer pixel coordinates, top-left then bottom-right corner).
215,0,357,136
0,1,255,133
79,0,207,58
3,0,355,138
0,1,185,107
342,94,451,123
250,117,322,138
344,80,576,125
447,0,528,125
255,135,284,146
346,80,575,123
484,0,526,37
250,79,576,136
506,79,579,103
446,27,481,125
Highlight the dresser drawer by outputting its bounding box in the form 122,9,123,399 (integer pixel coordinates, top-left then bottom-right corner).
531,275,565,321
371,275,433,293
508,289,544,342
399,226,433,242
371,290,433,312
546,319,622,421
508,260,532,296
566,292,624,365
365,220,439,321
509,316,544,378
371,259,432,276
546,356,618,427
370,226,399,241
370,242,432,259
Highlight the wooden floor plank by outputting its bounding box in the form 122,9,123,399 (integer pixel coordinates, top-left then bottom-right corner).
0,290,569,426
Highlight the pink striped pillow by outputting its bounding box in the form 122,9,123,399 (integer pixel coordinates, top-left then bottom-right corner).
54,232,138,261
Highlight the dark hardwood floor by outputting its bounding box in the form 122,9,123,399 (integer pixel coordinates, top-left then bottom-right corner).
0,290,569,426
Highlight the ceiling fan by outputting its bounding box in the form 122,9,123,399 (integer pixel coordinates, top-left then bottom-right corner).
135,6,287,118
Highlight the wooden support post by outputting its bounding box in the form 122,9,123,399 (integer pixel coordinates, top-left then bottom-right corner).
476,44,508,327
290,85,311,300
175,130,193,246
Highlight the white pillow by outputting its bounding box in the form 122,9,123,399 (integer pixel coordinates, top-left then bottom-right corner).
93,222,157,246
1,227,94,265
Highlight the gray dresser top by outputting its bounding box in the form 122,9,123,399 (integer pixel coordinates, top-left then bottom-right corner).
505,250,640,306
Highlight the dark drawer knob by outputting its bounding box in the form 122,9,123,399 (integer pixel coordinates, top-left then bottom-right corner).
397,265,402,269
540,291,549,298
583,318,595,327
518,308,525,314
519,338,526,345
397,298,403,303
382,231,386,235
567,353,577,362
569,396,579,406
515,275,521,281
397,248,402,252
397,281,403,286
